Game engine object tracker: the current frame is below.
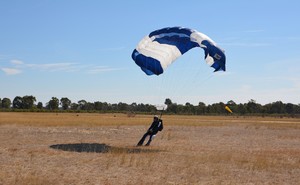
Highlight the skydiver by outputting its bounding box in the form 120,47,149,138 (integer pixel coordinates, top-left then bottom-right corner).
137,115,163,146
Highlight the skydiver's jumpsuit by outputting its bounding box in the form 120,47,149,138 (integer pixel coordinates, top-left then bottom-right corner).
137,118,163,146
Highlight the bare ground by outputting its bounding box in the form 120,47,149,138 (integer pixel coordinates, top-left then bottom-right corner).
0,113,300,185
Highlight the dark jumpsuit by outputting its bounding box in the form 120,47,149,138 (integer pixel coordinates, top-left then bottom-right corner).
137,118,163,146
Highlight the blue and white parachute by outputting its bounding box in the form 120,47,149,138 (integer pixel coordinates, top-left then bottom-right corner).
132,27,226,75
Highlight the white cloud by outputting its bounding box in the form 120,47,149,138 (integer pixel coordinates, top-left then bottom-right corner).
1,68,22,75
87,66,123,74
11,59,24,65
26,62,78,72
2,58,122,75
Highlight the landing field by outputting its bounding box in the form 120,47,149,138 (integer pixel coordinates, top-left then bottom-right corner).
0,112,299,184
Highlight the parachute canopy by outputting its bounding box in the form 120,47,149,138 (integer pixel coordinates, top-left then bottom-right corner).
132,27,226,75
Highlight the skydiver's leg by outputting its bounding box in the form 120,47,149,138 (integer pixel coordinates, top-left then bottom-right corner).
145,134,156,146
137,132,148,146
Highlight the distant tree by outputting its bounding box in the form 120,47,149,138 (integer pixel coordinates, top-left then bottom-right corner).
60,97,71,110
70,103,79,110
118,102,128,111
209,102,225,114
227,100,236,106
295,104,300,114
145,104,156,113
176,104,184,114
111,103,118,111
0,98,2,108
101,102,109,111
246,99,261,114
183,102,195,114
22,95,36,109
78,100,87,110
2,98,11,109
94,101,103,111
85,102,95,110
47,97,59,110
37,102,43,109
237,103,247,115
165,98,172,106
269,101,285,114
129,102,138,112
167,103,178,114
285,103,294,114
197,102,206,115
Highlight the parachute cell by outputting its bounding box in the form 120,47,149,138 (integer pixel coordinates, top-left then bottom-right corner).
132,27,226,75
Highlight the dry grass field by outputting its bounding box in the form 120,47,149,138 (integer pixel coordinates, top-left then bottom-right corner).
0,112,300,185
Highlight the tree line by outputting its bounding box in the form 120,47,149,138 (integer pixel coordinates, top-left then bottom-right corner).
0,96,300,116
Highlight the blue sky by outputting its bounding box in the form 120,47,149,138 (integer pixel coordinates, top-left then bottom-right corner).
1,0,300,105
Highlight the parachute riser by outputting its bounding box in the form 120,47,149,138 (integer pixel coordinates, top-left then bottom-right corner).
159,108,164,119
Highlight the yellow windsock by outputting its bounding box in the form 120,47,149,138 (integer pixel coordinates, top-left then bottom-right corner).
225,106,233,113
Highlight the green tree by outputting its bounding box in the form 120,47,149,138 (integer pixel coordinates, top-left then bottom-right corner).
60,97,71,110
295,104,300,114
94,101,103,111
167,103,178,114
85,102,95,110
209,102,225,114
118,102,128,111
269,101,285,114
237,103,247,115
37,102,43,109
47,97,59,110
0,98,2,108
2,98,11,109
227,100,236,106
165,98,172,106
78,100,87,110
183,102,195,114
101,102,109,111
70,103,79,110
22,95,36,109
129,102,138,112
246,99,262,114
197,102,206,115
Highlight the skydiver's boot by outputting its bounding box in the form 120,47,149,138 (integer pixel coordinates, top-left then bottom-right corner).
145,135,153,146
137,140,143,146
145,140,151,146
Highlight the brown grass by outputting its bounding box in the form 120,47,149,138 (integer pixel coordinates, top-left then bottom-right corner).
0,112,300,184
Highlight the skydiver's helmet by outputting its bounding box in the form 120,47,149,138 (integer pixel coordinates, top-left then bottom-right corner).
154,115,159,121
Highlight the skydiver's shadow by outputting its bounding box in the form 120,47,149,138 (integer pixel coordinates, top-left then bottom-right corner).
50,143,160,153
